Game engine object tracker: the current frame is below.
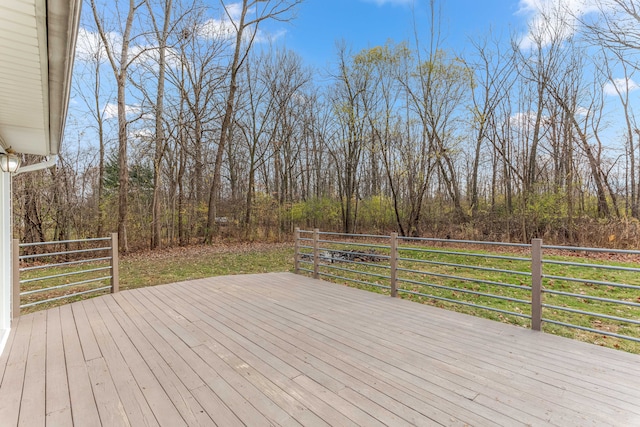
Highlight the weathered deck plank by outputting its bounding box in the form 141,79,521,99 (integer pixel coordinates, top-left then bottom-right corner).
1,272,639,426
45,307,73,426
213,275,631,424
0,314,34,426
18,311,46,427
102,295,215,427
59,304,102,427
185,279,555,426
166,284,494,426
83,298,160,427
182,282,537,425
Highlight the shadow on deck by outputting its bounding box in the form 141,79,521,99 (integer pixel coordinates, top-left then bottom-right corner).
0,272,639,426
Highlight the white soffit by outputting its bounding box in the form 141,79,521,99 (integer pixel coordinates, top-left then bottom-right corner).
0,0,81,156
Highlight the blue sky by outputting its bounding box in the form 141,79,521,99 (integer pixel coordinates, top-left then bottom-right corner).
257,0,636,142
273,0,526,68
70,0,638,150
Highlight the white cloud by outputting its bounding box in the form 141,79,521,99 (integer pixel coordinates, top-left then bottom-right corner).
132,44,184,70
603,77,640,96
129,128,154,141
517,0,606,50
509,111,556,129
103,103,141,120
76,27,186,74
510,111,539,129
575,106,590,116
75,27,122,62
198,2,286,43
199,18,236,40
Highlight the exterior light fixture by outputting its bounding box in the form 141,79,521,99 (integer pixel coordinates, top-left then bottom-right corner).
0,151,21,173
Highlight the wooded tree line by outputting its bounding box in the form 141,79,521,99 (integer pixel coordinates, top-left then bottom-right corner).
12,0,640,250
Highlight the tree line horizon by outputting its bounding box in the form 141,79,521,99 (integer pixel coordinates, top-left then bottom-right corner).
12,0,640,252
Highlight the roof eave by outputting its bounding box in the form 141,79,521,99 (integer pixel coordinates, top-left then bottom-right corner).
46,0,82,156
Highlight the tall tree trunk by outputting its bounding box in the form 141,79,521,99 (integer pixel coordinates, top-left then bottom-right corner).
117,73,129,252
94,57,106,238
206,1,249,242
91,0,137,253
150,0,173,249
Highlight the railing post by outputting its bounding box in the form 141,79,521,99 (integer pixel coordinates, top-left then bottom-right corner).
12,239,20,319
390,232,398,297
313,228,320,279
531,238,543,331
110,233,119,293
294,227,300,274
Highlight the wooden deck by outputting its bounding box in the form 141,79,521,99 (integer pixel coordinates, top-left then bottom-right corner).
0,273,639,426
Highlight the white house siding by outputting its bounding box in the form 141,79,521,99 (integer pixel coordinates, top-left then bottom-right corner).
0,171,11,354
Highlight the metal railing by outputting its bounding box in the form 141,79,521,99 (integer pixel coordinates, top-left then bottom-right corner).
12,233,119,317
294,228,640,345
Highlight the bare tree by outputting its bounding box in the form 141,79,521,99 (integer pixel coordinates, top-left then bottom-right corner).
72,33,114,237
90,0,147,252
466,34,516,217
205,0,303,242
145,0,174,249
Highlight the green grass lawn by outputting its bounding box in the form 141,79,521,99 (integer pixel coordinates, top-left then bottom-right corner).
120,243,294,289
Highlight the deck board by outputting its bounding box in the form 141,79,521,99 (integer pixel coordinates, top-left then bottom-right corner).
83,298,160,427
45,307,73,426
1,272,639,426
59,304,102,427
187,280,544,426
170,285,493,425
188,283,544,425
101,296,215,427
18,310,45,427
0,314,34,426
217,277,632,422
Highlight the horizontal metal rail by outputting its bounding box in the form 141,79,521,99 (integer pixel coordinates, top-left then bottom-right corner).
398,246,530,262
397,288,531,319
542,244,640,255
542,274,640,291
13,233,119,318
317,240,390,250
397,267,531,291
542,304,640,326
20,286,112,309
20,256,113,272
316,256,391,270
542,289,640,308
20,276,112,296
294,228,640,345
398,236,531,248
398,256,532,277
19,237,111,247
317,246,391,260
397,277,531,305
542,259,640,273
20,266,112,284
317,231,390,239
298,238,314,242
542,319,640,343
19,246,111,260
320,263,391,280
317,271,391,290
